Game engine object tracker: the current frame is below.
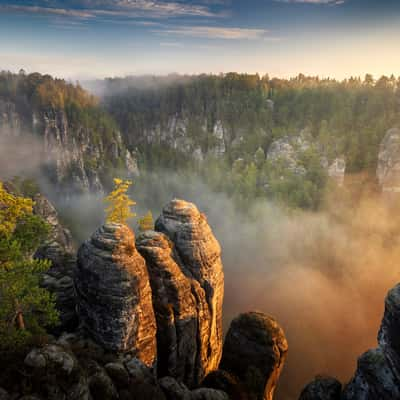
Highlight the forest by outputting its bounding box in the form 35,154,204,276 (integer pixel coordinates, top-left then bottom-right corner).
2,71,400,210
103,73,400,209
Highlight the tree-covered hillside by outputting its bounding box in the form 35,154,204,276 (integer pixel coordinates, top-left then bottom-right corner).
2,71,399,210
103,73,400,209
0,71,137,193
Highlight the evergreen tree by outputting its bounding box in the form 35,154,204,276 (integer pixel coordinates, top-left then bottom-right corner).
0,182,58,350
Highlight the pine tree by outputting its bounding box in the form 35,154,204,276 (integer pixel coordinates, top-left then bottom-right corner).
0,182,58,349
104,178,136,224
138,211,154,232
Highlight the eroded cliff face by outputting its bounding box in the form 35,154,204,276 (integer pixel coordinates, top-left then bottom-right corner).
33,193,78,332
133,116,228,161
136,199,224,387
0,98,139,194
377,128,400,194
75,224,157,364
266,133,346,186
155,199,225,379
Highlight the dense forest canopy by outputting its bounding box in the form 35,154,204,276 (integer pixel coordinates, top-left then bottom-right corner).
1,70,400,210
102,73,400,209
103,72,400,171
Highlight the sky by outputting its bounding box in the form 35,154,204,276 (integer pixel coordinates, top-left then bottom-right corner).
0,0,400,80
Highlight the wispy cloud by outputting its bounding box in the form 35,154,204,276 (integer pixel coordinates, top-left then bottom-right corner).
0,0,225,19
0,4,94,18
274,0,345,4
153,26,270,40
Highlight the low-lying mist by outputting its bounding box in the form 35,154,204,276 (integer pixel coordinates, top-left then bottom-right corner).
50,171,400,399
2,144,399,400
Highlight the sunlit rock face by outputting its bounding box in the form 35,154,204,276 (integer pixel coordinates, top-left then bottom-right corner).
75,224,157,365
136,231,199,385
377,128,400,194
342,284,400,400
148,199,224,386
220,312,288,400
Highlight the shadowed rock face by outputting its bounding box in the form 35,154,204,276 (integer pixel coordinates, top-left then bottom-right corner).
220,312,288,400
298,376,341,400
33,194,78,332
75,224,157,365
342,283,400,400
153,199,224,384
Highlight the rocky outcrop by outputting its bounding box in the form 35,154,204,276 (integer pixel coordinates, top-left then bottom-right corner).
267,134,346,184
40,109,138,194
75,224,157,364
136,199,225,387
154,199,224,382
377,128,400,193
298,376,341,400
131,117,227,161
32,194,78,332
136,231,199,385
342,283,400,399
220,312,288,400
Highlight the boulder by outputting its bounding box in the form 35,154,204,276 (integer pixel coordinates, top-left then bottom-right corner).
202,370,248,400
125,357,155,384
190,388,229,400
159,376,191,400
220,312,288,400
24,345,89,400
75,223,157,365
88,369,118,400
155,199,224,382
105,362,130,388
0,388,9,400
298,376,342,400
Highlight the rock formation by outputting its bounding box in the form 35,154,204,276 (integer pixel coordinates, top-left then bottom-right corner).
0,198,291,400
33,194,78,331
377,127,400,194
136,231,200,385
267,134,346,185
75,223,157,364
220,312,288,400
342,283,400,399
155,199,225,381
298,376,341,400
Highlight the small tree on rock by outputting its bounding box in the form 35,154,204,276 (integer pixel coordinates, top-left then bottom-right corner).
138,211,154,232
104,178,136,224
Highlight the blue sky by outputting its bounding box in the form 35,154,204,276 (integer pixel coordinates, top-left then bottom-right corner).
0,0,399,79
